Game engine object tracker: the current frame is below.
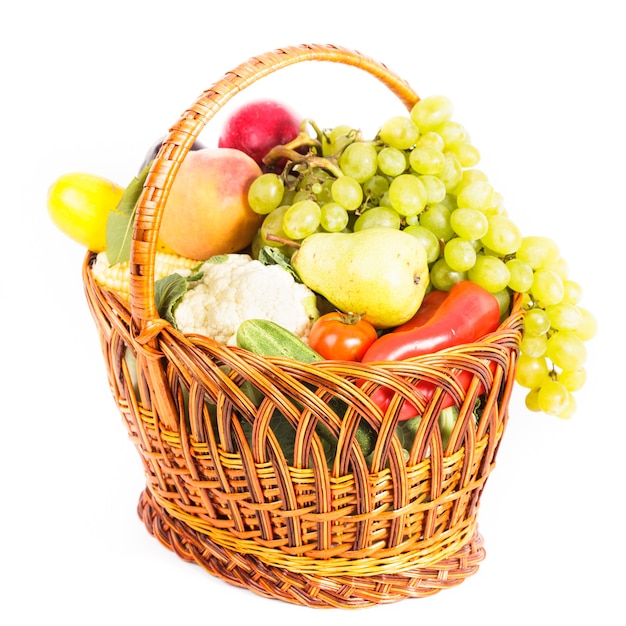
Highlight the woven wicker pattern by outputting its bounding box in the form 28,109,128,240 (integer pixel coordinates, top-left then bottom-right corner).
82,43,524,608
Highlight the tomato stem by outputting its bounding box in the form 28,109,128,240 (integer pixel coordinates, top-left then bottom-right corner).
326,311,363,325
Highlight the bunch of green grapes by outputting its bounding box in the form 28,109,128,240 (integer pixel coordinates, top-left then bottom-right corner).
246,95,596,419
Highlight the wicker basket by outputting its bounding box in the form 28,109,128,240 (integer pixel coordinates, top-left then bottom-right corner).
82,43,524,609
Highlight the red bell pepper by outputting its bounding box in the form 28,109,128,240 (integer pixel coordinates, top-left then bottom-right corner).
391,288,448,334
369,362,498,421
362,281,502,421
361,281,501,363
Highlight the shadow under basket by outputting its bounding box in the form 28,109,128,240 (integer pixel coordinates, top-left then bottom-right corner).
82,43,524,609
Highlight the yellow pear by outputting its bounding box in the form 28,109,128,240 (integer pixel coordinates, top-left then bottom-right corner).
291,228,429,328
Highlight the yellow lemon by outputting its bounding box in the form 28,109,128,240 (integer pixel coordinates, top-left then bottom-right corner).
47,172,124,252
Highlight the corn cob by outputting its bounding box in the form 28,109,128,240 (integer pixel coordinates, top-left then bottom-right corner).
91,251,201,300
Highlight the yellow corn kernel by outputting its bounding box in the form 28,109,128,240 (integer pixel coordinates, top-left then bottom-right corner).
91,251,201,300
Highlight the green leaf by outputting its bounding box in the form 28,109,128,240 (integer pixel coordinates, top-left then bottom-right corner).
204,254,229,265
105,161,152,265
154,273,190,327
258,245,301,282
154,263,206,326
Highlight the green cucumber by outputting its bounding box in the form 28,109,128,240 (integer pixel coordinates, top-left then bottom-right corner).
235,319,382,465
236,319,324,363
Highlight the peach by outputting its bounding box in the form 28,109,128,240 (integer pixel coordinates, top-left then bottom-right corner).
159,147,264,260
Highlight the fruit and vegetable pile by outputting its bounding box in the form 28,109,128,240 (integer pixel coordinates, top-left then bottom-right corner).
48,94,597,444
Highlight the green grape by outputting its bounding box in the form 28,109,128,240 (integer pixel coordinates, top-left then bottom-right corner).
448,142,481,168
320,202,349,232
292,188,313,203
524,308,551,335
430,258,467,291
493,288,511,317
563,279,583,304
519,292,534,309
556,392,576,419
353,207,401,231
456,180,495,212
435,120,468,147
298,167,332,196
437,152,463,190
531,268,565,306
450,207,489,240
388,174,428,217
403,224,441,263
468,255,511,293
324,125,357,155
281,186,296,206
338,141,379,183
377,146,408,177
416,131,445,151
549,256,569,280
481,215,522,256
546,331,587,370
484,191,506,216
410,95,453,131
311,178,334,204
362,175,390,204
418,175,447,204
520,333,548,358
558,367,587,392
546,302,583,332
408,146,445,175
575,307,598,341
515,354,550,389
419,202,455,241
537,380,570,416
260,205,290,247
525,389,542,412
378,115,420,150
505,258,534,293
331,175,363,211
516,236,560,270
378,191,393,209
444,237,477,272
439,193,457,212
247,173,285,214
453,168,489,194
282,200,321,240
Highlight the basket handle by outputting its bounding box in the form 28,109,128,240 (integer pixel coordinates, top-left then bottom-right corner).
129,43,420,335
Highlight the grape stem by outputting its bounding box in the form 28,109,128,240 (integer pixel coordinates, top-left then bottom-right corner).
265,234,301,248
263,131,344,178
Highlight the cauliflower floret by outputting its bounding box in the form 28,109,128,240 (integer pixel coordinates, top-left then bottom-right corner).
173,254,319,345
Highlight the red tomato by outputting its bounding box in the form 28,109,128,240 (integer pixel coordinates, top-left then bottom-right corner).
308,312,378,361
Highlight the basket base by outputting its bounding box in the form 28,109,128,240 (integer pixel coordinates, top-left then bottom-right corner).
136,488,486,609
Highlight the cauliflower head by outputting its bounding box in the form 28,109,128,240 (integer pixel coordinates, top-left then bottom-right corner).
173,254,319,345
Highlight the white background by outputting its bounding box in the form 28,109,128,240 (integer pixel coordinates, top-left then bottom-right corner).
3,1,624,624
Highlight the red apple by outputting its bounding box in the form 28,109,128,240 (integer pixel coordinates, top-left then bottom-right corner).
218,99,301,172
